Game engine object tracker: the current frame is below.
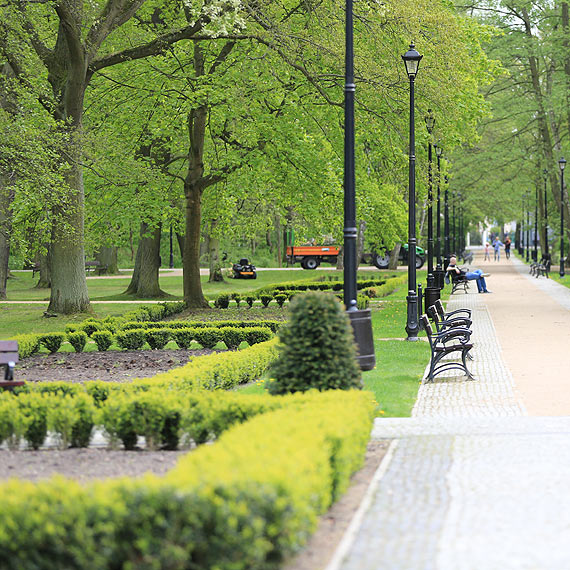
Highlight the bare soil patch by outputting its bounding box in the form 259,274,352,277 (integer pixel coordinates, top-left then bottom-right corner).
0,448,187,483
16,348,216,384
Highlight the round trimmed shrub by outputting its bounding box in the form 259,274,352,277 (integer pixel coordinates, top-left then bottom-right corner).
245,295,255,308
40,333,65,354
268,292,362,395
274,294,287,308
92,330,114,351
260,294,273,308
214,294,230,309
173,328,195,349
67,331,88,353
145,329,170,350
116,329,146,351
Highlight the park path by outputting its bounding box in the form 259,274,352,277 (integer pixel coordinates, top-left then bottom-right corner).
328,250,570,570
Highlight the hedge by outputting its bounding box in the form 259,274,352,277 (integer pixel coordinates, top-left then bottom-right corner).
0,390,375,570
119,319,282,333
135,338,280,391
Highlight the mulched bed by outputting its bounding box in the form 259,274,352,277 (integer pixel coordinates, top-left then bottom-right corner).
0,448,188,483
16,348,217,383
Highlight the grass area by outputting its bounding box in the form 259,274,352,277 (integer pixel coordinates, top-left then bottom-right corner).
0,303,152,339
4,268,397,302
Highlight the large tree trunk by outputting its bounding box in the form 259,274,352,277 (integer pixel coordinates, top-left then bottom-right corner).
125,222,166,297
356,220,366,269
207,219,224,282
389,244,401,270
274,214,283,268
0,187,12,300
35,248,52,289
47,155,91,314
184,179,209,307
96,246,119,275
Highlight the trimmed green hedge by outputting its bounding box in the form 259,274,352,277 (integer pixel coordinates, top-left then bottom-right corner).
119,319,282,333
0,390,375,570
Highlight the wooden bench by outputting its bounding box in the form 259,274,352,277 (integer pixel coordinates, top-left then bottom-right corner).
460,249,473,264
530,254,551,278
0,341,25,390
85,260,108,275
446,269,470,294
434,298,471,321
420,315,475,382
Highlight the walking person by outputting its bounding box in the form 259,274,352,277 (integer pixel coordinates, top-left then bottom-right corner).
447,256,491,293
504,235,511,259
492,237,503,261
484,242,491,261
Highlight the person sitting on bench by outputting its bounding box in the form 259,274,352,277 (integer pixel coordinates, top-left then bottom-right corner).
447,255,491,293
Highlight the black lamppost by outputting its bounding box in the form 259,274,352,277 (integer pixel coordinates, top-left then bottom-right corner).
542,168,548,255
343,0,375,369
402,42,422,341
558,157,566,277
534,184,538,262
425,110,435,287
519,193,525,255
424,111,440,311
452,189,456,255
433,144,444,288
444,175,450,262
526,190,530,262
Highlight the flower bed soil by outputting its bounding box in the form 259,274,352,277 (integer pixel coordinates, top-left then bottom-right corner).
16,348,216,384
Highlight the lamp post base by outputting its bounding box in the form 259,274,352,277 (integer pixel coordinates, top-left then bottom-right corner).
405,291,420,341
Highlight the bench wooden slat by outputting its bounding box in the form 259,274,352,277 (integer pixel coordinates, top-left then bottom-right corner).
0,352,19,364
0,341,18,351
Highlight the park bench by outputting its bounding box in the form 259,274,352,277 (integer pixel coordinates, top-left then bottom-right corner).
530,254,551,278
460,249,474,264
427,302,474,362
420,315,475,382
446,269,470,294
434,298,472,321
85,260,108,275
0,341,25,390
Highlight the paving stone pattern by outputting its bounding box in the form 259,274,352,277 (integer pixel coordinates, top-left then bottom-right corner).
331,278,570,570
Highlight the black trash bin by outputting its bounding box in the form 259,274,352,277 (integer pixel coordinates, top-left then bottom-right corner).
348,309,376,371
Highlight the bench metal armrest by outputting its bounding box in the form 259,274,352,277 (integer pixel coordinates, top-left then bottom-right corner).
445,308,472,319
433,327,472,346
439,317,472,330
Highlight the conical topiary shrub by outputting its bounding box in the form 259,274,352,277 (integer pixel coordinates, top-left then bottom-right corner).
268,291,362,395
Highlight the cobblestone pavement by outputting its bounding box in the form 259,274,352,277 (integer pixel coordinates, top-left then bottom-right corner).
328,267,570,570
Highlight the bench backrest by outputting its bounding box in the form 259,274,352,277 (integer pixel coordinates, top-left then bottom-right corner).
420,315,433,339
0,341,19,365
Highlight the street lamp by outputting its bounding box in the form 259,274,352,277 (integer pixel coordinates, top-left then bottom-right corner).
343,0,375,369
433,143,445,289
423,110,440,312
519,193,525,255
558,157,566,277
543,169,549,255
402,42,422,341
534,184,538,262
526,190,530,262
444,174,450,262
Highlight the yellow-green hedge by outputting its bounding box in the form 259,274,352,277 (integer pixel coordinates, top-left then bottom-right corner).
133,337,280,391
0,390,375,570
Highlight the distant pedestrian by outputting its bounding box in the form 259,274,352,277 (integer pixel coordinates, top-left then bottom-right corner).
492,237,503,261
504,236,512,259
484,242,491,261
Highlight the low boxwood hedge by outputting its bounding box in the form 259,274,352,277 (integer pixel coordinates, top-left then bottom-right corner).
0,390,375,570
